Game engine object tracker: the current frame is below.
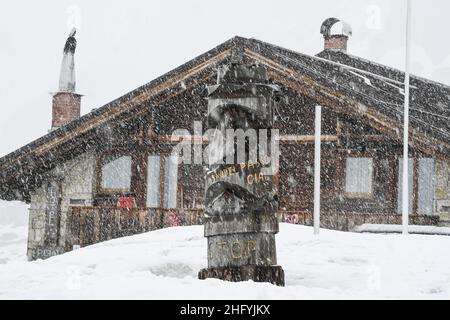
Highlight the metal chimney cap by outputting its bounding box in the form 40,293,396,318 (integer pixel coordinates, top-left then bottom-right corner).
320,17,352,38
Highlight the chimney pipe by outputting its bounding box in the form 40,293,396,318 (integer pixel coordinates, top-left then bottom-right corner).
51,28,81,130
320,18,352,53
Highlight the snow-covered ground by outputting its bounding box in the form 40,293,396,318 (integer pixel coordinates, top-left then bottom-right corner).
1,209,450,299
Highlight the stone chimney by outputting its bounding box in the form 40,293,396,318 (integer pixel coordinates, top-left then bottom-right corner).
320,18,352,53
51,28,81,130
52,92,81,128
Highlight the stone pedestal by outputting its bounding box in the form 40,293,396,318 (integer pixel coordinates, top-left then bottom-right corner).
198,62,285,286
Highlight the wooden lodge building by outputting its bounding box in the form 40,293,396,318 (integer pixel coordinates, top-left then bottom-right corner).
1,19,450,260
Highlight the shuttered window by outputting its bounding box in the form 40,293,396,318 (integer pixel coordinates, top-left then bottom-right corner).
397,158,414,214
146,155,161,208
418,158,434,215
398,158,434,215
101,156,132,191
345,157,373,195
163,156,179,209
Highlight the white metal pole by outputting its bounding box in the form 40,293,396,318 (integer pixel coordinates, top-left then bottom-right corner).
314,105,321,235
402,0,412,235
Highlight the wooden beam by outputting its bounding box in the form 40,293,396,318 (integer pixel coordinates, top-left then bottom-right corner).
280,135,338,143
155,134,338,144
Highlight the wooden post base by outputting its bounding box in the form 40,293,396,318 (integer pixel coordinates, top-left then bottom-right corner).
198,265,285,287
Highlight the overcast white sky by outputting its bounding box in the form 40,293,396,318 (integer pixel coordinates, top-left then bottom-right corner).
1,0,449,157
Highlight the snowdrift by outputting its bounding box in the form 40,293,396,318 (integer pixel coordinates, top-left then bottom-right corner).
1,223,450,299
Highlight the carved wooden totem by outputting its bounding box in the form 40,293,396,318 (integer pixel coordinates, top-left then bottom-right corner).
198,62,285,286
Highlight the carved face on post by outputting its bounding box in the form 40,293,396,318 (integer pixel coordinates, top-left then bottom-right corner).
199,63,285,286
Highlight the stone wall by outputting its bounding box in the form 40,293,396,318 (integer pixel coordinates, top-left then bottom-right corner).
59,152,96,248
27,152,96,260
51,92,81,128
27,185,48,260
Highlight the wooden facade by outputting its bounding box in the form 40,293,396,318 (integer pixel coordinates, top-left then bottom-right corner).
1,36,449,256
68,207,203,248
63,84,441,247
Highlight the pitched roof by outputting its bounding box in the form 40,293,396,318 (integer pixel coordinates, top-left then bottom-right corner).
242,38,450,155
1,36,450,201
317,49,450,146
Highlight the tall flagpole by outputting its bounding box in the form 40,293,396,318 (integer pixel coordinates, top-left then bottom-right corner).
314,105,321,235
402,0,412,235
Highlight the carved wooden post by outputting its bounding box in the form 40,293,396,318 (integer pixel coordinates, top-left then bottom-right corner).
198,62,285,286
